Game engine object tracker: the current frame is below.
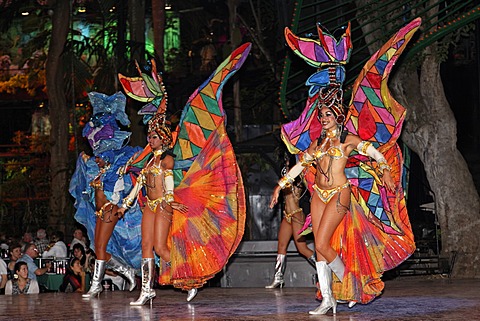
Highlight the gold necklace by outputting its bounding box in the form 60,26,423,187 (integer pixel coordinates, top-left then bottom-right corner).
326,128,338,138
153,149,165,157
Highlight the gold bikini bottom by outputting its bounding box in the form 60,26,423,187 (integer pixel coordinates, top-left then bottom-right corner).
313,182,350,204
95,202,114,222
283,208,304,225
146,195,166,212
145,195,173,222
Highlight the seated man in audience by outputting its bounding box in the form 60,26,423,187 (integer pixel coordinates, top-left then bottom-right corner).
69,228,86,252
43,231,68,258
34,229,50,254
18,243,51,281
20,232,33,250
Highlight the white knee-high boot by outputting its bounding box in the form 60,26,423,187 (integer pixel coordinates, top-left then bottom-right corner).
309,261,336,315
329,255,356,308
328,254,345,281
130,258,156,306
82,259,106,298
265,254,286,288
107,256,137,291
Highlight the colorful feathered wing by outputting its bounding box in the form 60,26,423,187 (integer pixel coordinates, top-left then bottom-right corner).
282,19,420,304
171,43,251,185
156,44,251,289
330,19,420,304
158,120,246,289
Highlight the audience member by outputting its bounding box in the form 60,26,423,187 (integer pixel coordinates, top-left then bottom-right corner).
0,257,7,291
59,258,86,293
34,229,50,253
69,229,86,252
5,261,40,295
42,231,68,258
72,243,91,273
0,232,8,253
7,243,22,280
18,243,51,281
20,232,33,249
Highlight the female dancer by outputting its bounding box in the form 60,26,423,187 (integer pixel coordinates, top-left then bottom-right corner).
271,104,395,314
118,113,193,305
70,91,143,298
117,44,250,306
265,154,315,288
271,19,419,314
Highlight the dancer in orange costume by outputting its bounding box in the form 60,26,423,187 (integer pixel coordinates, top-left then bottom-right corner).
271,19,421,314
118,43,251,305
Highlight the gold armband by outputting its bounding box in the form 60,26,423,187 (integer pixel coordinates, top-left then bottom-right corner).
278,175,294,189
300,153,314,167
357,141,372,156
164,170,174,177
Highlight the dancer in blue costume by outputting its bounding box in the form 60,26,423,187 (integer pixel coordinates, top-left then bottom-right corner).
69,91,143,298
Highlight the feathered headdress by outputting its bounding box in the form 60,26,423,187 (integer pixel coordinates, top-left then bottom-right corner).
82,91,131,158
147,112,173,148
285,23,352,124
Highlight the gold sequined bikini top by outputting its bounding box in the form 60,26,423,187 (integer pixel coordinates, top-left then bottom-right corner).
313,144,347,160
141,163,164,177
141,150,166,178
89,164,111,190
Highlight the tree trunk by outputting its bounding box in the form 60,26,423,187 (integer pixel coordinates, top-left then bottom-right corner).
46,0,70,233
116,0,127,72
228,0,243,143
151,0,166,67
391,48,480,278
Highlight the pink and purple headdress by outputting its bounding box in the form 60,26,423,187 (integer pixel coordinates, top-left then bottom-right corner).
285,23,352,123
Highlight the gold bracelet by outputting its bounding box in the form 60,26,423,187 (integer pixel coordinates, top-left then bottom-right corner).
358,141,372,156
122,197,134,209
300,153,314,167
278,175,294,189
165,192,174,204
378,159,391,172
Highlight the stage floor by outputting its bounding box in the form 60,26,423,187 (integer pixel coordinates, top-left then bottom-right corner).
1,276,478,320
